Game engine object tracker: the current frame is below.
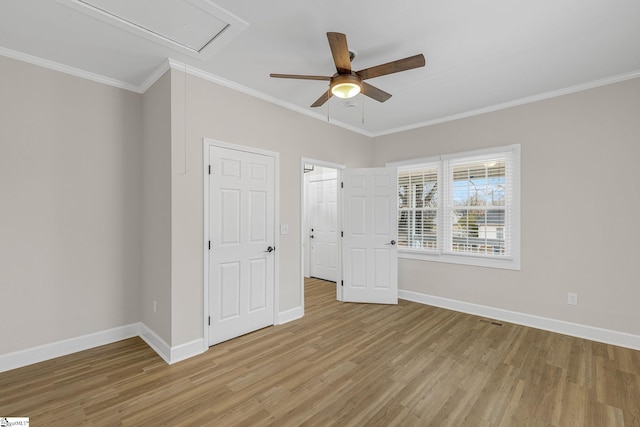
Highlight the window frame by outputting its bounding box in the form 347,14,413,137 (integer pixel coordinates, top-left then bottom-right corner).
388,144,521,271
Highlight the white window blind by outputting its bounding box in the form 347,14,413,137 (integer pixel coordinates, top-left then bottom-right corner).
393,144,520,270
442,152,512,257
398,162,439,251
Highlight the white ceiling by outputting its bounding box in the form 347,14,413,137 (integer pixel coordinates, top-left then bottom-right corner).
1,0,639,136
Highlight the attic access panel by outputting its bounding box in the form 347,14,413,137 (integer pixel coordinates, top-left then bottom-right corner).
58,0,248,58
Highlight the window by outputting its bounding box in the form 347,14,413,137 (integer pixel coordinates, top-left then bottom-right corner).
392,144,520,270
398,163,439,251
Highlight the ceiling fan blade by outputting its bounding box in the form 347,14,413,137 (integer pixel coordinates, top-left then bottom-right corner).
356,54,425,80
311,90,332,108
362,82,392,103
327,32,352,74
270,73,331,81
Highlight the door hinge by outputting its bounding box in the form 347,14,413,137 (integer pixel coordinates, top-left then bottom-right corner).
208,165,211,175
341,231,343,237
208,316,211,326
341,280,344,287
208,240,211,250
341,182,344,188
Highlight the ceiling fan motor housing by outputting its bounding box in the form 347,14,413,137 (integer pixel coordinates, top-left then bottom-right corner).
331,74,362,98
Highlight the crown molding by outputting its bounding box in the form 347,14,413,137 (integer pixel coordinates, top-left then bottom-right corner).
2,46,638,137
138,58,173,93
0,46,142,93
373,69,640,137
165,59,373,137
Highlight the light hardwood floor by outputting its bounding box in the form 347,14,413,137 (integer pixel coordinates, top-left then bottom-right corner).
2,278,639,426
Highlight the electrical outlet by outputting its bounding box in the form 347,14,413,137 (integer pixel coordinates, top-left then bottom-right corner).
153,300,157,314
280,224,289,235
567,293,578,306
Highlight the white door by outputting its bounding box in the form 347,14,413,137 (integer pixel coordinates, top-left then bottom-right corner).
309,177,338,282
342,167,398,304
208,145,275,346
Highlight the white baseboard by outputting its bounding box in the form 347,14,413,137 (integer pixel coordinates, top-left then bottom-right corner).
138,323,171,364
399,289,640,351
12,292,635,373
169,338,205,364
129,324,205,365
0,323,140,373
1,323,207,373
277,306,304,325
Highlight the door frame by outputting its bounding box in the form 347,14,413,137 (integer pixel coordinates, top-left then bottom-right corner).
203,138,280,351
300,158,345,308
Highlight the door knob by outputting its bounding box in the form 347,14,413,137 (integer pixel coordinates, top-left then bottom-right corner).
310,235,314,239
265,246,275,253
385,240,396,246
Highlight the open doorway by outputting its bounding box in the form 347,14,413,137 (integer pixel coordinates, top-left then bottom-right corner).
301,159,343,304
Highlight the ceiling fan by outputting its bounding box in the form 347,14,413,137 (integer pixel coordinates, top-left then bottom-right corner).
270,32,426,107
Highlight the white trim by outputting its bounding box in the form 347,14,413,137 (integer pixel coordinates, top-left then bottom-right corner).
373,69,640,137
398,250,520,270
167,59,372,137
139,58,172,93
204,138,279,158
277,306,304,325
300,158,346,309
0,46,141,93
301,158,347,171
139,323,204,364
169,338,205,364
139,322,171,364
0,323,206,373
337,167,345,302
0,323,139,373
0,48,368,135
399,289,640,351
274,153,281,331
55,0,248,61
386,143,520,167
391,144,521,270
202,139,210,353
3,46,638,137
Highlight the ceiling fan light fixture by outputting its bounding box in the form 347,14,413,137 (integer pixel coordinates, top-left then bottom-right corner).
331,75,361,99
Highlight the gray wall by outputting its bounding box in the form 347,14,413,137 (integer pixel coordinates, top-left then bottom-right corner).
2,51,638,357
166,69,373,346
141,71,173,344
0,56,143,354
372,77,640,336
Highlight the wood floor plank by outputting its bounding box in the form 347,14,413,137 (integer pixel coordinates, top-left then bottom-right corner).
1,278,640,426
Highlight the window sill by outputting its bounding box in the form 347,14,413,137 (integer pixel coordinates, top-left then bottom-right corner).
398,248,521,271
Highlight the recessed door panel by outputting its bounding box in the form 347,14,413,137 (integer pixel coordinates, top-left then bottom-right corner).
374,195,390,236
374,248,390,289
350,248,367,289
219,262,240,320
250,162,267,182
249,190,267,243
351,174,366,189
249,258,267,312
221,189,240,245
221,158,241,178
350,196,367,236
